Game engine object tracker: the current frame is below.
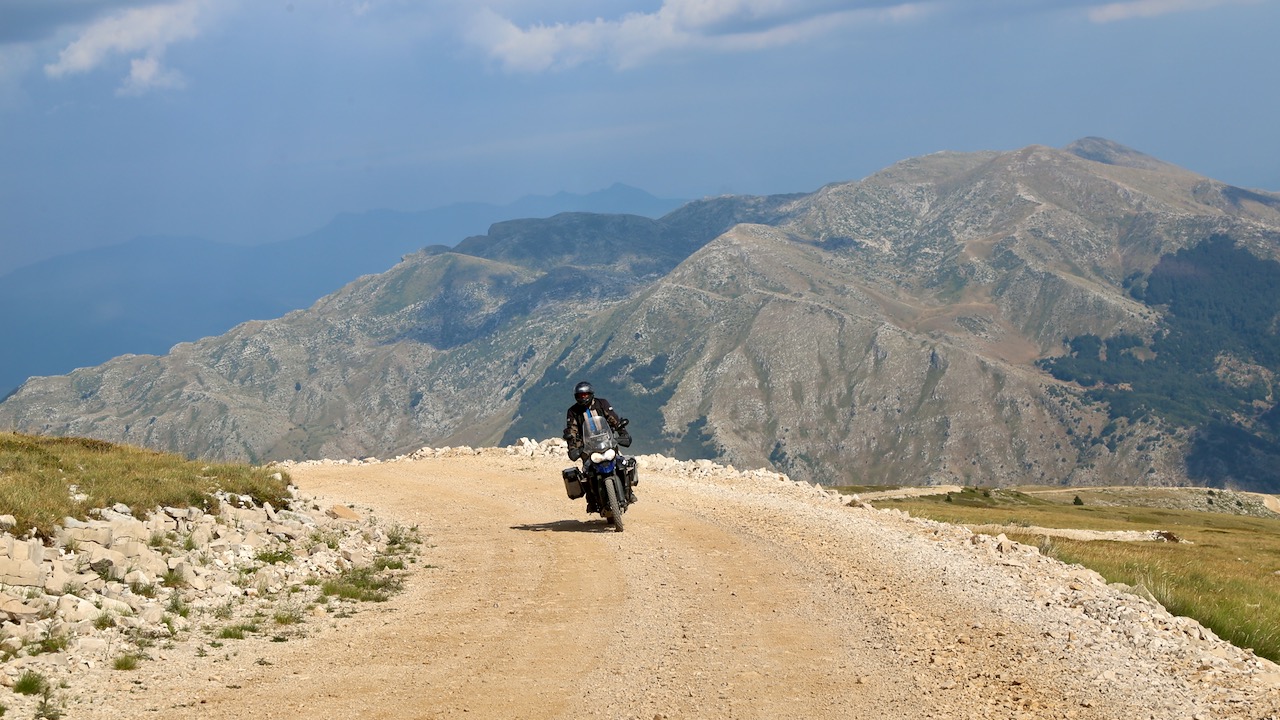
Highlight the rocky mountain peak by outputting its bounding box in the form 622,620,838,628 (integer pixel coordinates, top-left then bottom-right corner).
4,141,1280,492
1063,136,1179,171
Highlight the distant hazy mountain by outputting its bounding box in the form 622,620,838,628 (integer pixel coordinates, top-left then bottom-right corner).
7,139,1280,492
0,184,686,397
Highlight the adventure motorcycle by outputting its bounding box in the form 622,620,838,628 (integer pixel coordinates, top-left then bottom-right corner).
562,412,637,532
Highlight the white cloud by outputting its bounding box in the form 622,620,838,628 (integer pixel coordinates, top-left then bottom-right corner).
1086,0,1259,22
467,1,933,73
467,8,602,72
43,0,207,94
118,54,186,96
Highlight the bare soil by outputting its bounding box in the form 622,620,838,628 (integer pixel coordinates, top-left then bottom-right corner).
70,454,1280,719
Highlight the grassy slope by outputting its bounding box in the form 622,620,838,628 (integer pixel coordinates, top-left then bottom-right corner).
864,486,1280,663
0,432,290,538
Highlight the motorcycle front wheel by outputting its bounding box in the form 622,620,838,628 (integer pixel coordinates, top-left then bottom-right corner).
604,473,625,533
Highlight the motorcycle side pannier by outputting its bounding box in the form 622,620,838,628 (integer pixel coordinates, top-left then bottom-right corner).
561,467,585,499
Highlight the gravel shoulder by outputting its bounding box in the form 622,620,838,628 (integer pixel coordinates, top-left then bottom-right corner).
68,451,1280,719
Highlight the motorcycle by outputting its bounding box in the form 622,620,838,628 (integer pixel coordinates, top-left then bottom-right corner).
562,412,637,532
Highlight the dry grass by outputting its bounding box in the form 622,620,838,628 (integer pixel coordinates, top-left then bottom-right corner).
0,431,291,538
877,486,1280,662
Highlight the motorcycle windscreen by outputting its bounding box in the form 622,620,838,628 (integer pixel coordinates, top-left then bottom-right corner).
581,409,616,454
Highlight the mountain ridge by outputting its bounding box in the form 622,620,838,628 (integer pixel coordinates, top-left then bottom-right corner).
6,140,1280,492
0,184,687,397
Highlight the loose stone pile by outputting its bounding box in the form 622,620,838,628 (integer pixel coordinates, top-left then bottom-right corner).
0,479,403,714
293,436,805,488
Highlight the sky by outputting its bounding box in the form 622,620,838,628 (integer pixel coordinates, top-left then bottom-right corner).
1,0,1278,275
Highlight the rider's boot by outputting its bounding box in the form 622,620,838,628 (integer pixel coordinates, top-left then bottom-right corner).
627,489,638,504
586,498,598,514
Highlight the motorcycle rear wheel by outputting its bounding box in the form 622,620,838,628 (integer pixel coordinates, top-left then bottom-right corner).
604,473,625,533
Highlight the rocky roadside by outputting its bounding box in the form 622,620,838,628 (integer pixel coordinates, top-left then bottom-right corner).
0,478,413,719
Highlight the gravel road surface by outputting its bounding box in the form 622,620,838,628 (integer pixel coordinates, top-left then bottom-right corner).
70,452,1280,719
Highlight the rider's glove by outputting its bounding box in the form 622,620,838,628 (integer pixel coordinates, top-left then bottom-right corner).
568,446,581,461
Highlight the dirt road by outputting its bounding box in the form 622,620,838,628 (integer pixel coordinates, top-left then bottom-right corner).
83,453,1280,719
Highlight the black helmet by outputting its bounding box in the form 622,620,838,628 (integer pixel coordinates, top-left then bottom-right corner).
573,381,594,405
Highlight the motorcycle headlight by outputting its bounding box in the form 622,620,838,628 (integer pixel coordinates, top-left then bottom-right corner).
590,452,606,464
603,449,616,461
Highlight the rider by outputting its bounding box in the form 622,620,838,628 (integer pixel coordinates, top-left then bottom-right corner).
564,381,637,510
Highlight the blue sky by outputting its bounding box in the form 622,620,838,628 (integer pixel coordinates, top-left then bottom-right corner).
1,0,1277,274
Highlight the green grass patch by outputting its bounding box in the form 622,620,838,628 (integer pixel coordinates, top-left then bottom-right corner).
161,568,186,589
373,556,405,571
112,654,141,671
217,623,259,640
0,432,291,538
882,487,1280,662
255,547,295,565
13,671,48,695
315,524,418,602
322,566,403,602
129,580,156,598
30,632,69,656
166,595,190,618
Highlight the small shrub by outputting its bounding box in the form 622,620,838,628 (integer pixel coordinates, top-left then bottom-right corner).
166,595,190,618
128,632,155,651
373,556,405,571
307,530,341,551
212,600,236,620
32,631,69,655
1073,495,1085,506
273,605,303,626
94,612,116,630
129,580,156,598
321,566,403,602
385,523,422,550
13,670,48,695
1037,535,1058,557
113,654,140,671
59,582,85,598
217,623,258,640
255,547,294,565
91,562,112,583
34,688,63,720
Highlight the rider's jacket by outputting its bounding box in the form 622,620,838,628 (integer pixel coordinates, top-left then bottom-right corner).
563,396,622,451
